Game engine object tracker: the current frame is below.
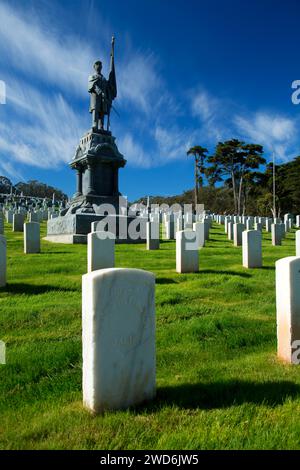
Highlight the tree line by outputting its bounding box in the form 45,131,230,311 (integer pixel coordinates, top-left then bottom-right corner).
0,176,67,200
137,139,300,217
186,139,300,216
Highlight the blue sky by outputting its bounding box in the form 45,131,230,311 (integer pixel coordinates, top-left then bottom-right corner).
0,0,299,200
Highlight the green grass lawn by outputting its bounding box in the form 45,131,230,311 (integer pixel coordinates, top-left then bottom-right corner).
0,221,300,450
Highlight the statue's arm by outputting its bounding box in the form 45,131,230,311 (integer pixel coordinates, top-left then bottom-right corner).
88,75,97,93
88,76,103,96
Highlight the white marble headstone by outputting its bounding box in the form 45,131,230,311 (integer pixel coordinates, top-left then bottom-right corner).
276,257,300,363
82,267,156,413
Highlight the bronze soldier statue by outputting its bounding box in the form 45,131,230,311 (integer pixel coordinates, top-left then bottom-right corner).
88,36,117,132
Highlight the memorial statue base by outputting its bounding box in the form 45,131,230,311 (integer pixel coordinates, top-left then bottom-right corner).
45,214,147,244
45,128,146,244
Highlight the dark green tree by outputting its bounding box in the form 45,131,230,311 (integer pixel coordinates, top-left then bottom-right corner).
186,145,208,208
208,139,265,214
15,180,67,200
0,176,12,194
204,163,223,187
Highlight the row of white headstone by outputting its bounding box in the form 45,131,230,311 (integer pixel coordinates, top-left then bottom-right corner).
84,218,211,410
147,211,300,273
215,214,300,267
3,211,300,412
148,213,264,272
0,216,41,287
4,208,57,229
214,213,299,226
223,215,294,243
85,214,208,410
158,212,211,241
85,221,300,415
213,214,300,363
146,215,213,274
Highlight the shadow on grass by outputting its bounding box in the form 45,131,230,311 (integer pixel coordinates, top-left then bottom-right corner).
41,251,72,255
156,278,178,285
1,283,78,295
199,269,252,278
140,380,300,411
260,266,275,271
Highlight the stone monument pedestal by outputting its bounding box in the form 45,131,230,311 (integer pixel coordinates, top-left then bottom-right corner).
45,214,147,244
66,128,125,215
45,128,147,244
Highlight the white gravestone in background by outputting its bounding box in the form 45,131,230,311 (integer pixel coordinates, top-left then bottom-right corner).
227,222,233,241
184,212,193,230
276,257,300,364
0,340,5,364
284,220,290,233
165,219,175,240
87,231,115,272
24,222,40,254
29,212,39,223
225,217,230,234
254,222,262,232
12,213,25,232
176,230,199,273
296,231,300,257
6,210,13,224
233,223,245,246
272,224,281,246
203,219,210,241
193,221,205,248
146,221,159,250
0,235,6,287
246,219,253,231
176,216,183,232
82,267,156,413
266,218,272,232
242,230,262,268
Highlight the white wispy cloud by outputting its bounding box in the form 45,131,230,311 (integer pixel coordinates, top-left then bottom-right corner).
191,89,219,122
0,2,95,97
190,89,231,142
235,112,299,160
154,125,195,161
0,80,86,169
118,52,161,114
117,133,153,168
0,159,25,182
191,88,300,162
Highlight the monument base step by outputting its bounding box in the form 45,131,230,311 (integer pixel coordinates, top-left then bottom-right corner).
44,234,87,244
